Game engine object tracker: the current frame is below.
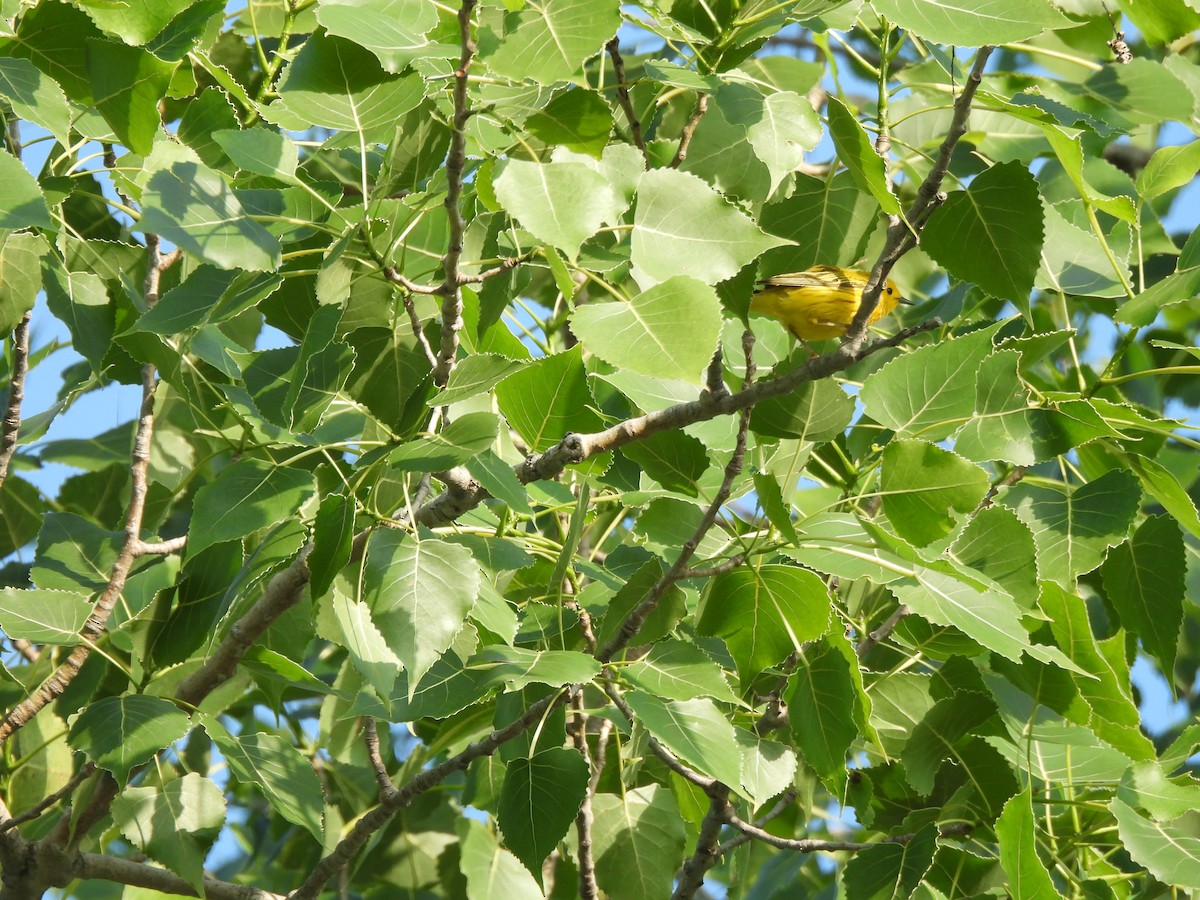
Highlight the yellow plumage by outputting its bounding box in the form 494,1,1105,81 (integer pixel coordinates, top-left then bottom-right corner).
749,265,909,341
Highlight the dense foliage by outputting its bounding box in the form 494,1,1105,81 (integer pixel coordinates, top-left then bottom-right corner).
1,0,1199,896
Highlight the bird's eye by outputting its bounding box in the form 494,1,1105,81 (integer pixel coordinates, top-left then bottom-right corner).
885,286,893,294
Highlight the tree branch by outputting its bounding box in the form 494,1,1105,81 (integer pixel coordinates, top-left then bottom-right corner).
607,37,648,159
0,311,31,490
291,690,569,899
844,46,993,347
0,236,168,748
670,92,710,168
77,849,286,900
414,319,941,528
673,786,731,900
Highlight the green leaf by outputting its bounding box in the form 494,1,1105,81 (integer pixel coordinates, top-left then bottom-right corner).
112,774,226,894
472,647,600,690
1039,582,1155,761
0,476,43,559
1118,761,1200,821
894,558,1077,669
429,353,526,407
759,171,879,274
881,440,989,547
204,720,325,841
843,823,938,900
187,459,317,557
493,158,618,260
736,731,797,807
631,168,788,286
621,639,740,703
750,373,855,442
139,151,282,272
1041,126,1137,222
76,0,196,43
0,57,72,145
527,88,615,156
922,161,1044,303
624,693,743,787
361,531,480,691
622,430,710,496
316,0,442,73
1137,140,1200,199
68,695,191,785
494,345,604,452
389,412,499,471
1115,265,1200,327
826,96,900,215
591,786,687,900
570,276,724,384
1035,201,1129,300
41,261,112,374
949,506,1039,609
498,748,590,882
0,232,48,333
0,150,52,230
133,266,239,335
860,325,997,441
85,41,175,155
267,33,424,138
309,492,355,599
901,690,996,794
332,590,401,698
868,673,935,758
697,565,831,685
212,128,299,181
1122,454,1200,541
0,2,103,102
0,588,92,645
747,90,823,196
1112,798,1200,890
997,788,1059,899
480,0,620,85
870,0,1069,44
999,469,1140,587
1102,515,1185,677
786,637,861,778
467,450,530,513
458,817,543,899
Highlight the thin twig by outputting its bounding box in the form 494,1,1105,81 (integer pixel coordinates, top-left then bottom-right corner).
0,237,167,747
673,786,731,900
597,331,756,663
570,692,599,900
607,38,648,158
603,683,715,789
0,763,95,833
712,788,798,857
292,689,570,899
845,46,993,347
855,604,911,661
725,813,972,852
134,536,187,556
432,0,479,388
400,291,439,370
679,556,745,580
670,93,710,168
8,638,39,664
0,311,32,489
363,718,399,801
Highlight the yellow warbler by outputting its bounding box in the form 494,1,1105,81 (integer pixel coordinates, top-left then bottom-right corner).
749,265,910,341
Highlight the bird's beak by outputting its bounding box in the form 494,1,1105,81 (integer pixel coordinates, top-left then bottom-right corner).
899,297,914,305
